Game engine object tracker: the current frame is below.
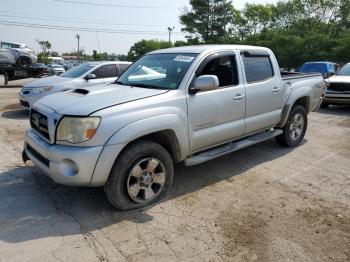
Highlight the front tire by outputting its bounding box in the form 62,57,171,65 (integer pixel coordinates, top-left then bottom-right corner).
276,105,307,147
104,140,174,210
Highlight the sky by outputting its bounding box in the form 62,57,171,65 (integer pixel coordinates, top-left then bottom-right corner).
0,0,279,55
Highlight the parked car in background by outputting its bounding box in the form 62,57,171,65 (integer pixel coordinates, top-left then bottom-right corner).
63,61,73,71
0,41,37,66
19,61,131,108
299,61,338,79
48,56,65,65
322,62,350,108
22,45,325,210
47,64,65,76
34,63,49,76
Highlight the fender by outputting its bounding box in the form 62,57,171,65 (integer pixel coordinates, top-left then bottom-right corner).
106,113,189,160
279,86,312,127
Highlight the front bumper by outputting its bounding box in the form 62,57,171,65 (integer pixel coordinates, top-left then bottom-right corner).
52,70,65,76
323,93,350,105
24,128,103,186
19,91,46,108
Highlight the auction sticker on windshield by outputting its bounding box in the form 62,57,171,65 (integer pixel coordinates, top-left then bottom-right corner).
174,55,195,63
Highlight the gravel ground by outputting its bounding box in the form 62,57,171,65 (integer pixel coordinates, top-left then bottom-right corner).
0,87,349,262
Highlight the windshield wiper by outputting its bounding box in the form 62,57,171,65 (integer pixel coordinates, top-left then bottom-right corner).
128,83,163,89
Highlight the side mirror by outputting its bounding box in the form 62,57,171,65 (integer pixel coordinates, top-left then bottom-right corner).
189,75,219,94
85,73,96,80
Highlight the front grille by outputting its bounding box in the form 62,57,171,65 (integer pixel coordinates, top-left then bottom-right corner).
27,144,49,167
30,109,50,141
20,100,29,107
328,83,350,92
326,96,350,100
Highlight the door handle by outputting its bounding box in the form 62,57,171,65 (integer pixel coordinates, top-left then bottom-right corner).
272,87,281,93
233,94,245,100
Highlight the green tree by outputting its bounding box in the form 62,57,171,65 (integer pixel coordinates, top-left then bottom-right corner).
48,51,59,57
113,54,128,61
127,39,169,61
180,0,237,43
175,0,350,67
36,40,52,57
37,52,49,64
241,4,275,35
92,50,99,61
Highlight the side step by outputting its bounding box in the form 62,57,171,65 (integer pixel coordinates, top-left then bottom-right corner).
184,129,283,166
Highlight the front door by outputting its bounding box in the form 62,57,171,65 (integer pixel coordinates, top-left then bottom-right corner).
187,52,246,153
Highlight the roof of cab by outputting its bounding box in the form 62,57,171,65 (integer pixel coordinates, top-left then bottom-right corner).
149,44,270,55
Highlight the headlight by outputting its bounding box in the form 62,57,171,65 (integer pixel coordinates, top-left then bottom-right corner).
56,116,101,144
31,86,52,94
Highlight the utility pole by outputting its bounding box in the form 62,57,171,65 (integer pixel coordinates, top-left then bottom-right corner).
96,30,100,53
76,34,80,61
167,26,175,47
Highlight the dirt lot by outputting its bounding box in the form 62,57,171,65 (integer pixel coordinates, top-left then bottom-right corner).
0,87,349,262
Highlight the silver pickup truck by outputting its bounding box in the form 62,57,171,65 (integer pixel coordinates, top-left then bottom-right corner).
23,45,325,210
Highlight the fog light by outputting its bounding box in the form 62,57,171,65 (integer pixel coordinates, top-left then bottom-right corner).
59,159,79,177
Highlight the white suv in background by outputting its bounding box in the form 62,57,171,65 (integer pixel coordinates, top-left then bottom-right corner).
0,41,37,66
19,61,131,108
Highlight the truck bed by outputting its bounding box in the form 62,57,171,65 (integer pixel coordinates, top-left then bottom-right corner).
280,71,325,112
281,71,322,81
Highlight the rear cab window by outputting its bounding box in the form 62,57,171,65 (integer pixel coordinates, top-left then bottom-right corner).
242,52,274,83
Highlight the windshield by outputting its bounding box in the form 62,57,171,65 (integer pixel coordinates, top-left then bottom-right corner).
61,63,96,78
117,53,197,89
337,64,350,76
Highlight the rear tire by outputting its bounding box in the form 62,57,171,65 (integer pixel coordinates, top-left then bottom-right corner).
17,57,31,66
276,105,307,147
104,140,174,210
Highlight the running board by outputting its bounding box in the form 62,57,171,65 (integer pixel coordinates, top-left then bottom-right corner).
184,129,283,166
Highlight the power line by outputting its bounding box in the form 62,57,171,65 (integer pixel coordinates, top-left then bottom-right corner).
0,13,174,27
0,20,184,35
51,0,215,11
52,0,179,10
0,11,176,25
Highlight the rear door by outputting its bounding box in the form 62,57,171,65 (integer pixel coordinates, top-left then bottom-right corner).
241,50,283,134
187,52,246,152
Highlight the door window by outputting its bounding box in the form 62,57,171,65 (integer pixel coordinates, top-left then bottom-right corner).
243,56,274,83
198,56,237,87
118,64,130,75
1,43,11,49
92,64,117,79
